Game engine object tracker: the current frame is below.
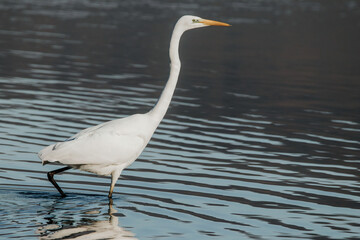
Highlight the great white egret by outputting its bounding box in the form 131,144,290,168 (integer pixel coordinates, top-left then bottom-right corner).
39,15,230,198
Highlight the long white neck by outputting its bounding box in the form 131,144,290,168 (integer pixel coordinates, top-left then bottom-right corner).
148,22,185,122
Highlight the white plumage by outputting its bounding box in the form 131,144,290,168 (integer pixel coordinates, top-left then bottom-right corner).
38,15,230,198
40,114,155,175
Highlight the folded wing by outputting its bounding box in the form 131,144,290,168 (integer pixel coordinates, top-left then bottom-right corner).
39,130,145,166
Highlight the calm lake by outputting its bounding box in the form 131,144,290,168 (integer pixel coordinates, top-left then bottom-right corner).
0,0,360,239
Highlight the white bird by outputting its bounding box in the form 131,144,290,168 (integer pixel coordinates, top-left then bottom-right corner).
38,15,230,198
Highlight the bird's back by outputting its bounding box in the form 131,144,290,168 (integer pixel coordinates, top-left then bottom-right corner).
39,113,158,175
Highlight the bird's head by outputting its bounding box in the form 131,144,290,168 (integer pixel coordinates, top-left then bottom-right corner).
176,15,230,31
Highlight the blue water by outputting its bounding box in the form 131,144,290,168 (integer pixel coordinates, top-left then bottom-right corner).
0,0,360,239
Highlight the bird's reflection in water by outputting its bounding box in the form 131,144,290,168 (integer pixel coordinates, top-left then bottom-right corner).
37,198,138,240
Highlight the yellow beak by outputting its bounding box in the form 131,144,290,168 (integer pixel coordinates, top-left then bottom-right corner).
200,19,231,27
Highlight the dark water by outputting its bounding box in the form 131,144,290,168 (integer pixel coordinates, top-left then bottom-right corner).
1,0,360,239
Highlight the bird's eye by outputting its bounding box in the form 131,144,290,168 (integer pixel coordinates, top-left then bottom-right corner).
192,19,200,23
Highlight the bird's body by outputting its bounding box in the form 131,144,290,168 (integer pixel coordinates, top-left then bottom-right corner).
39,15,230,197
40,113,156,175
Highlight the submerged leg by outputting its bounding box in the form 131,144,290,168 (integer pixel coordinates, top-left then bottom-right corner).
47,166,71,197
108,170,121,198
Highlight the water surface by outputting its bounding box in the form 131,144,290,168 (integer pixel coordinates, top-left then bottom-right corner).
1,0,360,239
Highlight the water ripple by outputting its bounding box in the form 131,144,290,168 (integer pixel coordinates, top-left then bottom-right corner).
1,0,360,239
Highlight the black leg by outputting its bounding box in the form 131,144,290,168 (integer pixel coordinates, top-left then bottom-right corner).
47,166,71,197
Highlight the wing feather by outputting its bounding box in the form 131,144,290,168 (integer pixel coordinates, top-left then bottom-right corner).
39,113,156,167
39,131,145,166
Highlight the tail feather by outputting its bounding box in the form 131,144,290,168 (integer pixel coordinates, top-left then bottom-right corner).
38,144,56,165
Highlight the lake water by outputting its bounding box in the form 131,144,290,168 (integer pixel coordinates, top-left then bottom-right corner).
0,0,360,239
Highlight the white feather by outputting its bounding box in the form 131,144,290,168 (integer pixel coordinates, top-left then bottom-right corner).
39,114,156,175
